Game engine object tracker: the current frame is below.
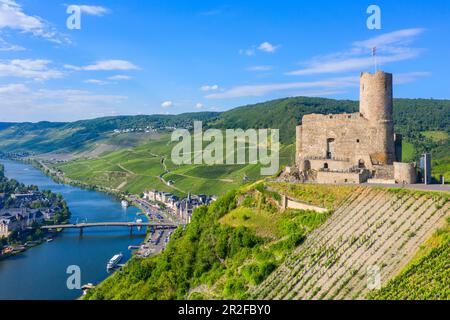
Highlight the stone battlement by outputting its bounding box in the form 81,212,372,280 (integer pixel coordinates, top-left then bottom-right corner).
302,112,365,123
295,70,416,185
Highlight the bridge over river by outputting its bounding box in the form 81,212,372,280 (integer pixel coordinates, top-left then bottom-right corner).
42,222,178,235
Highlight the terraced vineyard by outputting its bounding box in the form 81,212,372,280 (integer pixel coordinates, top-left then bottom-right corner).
253,187,450,300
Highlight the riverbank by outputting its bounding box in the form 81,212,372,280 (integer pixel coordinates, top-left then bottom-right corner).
1,161,71,261
0,160,150,300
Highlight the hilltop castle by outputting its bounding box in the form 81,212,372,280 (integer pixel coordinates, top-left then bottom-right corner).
293,70,417,185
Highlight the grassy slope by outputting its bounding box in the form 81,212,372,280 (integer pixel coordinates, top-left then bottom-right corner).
54,131,295,197
85,183,348,300
368,217,450,300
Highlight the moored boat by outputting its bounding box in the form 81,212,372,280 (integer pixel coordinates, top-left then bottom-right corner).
107,253,123,270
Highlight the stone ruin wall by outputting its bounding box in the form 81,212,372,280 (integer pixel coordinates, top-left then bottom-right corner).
292,71,416,185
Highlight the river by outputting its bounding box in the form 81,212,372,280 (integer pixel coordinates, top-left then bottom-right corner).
0,159,148,300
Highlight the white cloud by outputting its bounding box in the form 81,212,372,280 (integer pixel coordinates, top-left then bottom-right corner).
200,84,219,91
287,51,420,76
84,79,108,85
246,65,273,72
107,75,132,81
161,101,173,108
206,70,430,100
286,28,425,76
33,88,127,104
65,60,139,71
195,103,204,109
0,86,127,122
0,37,25,51
258,42,279,53
0,59,63,80
78,5,110,16
0,83,28,93
0,0,68,44
394,72,431,84
353,28,425,50
205,77,359,99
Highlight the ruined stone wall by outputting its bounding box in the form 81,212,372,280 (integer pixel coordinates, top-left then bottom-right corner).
296,71,396,169
299,113,375,168
280,195,328,213
394,162,417,184
316,171,371,184
309,159,352,171
295,125,302,166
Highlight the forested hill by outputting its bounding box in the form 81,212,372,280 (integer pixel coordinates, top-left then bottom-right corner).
0,112,219,153
217,97,450,144
0,97,448,158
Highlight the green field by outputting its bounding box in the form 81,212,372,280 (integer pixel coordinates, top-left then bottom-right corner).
422,130,449,143
55,133,295,197
402,141,416,163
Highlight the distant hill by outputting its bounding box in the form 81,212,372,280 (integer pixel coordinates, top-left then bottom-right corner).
0,97,448,171
0,112,219,153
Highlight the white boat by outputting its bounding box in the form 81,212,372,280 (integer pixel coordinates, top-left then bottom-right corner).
121,200,129,208
107,253,123,270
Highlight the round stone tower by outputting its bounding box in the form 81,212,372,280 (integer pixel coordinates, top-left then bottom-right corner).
360,71,395,165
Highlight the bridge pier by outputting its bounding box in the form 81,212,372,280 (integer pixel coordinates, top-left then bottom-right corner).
80,227,84,236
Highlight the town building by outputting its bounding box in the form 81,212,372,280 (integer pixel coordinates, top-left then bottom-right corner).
143,190,214,224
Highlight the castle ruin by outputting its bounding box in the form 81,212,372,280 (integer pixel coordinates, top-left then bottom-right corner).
294,70,416,185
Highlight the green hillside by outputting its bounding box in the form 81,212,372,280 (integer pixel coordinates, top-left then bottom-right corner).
53,133,295,197
85,183,350,300
0,112,219,153
368,218,450,300
85,183,449,300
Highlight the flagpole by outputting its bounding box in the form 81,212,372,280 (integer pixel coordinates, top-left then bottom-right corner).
372,47,378,73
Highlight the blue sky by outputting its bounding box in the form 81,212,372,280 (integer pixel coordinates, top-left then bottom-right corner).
0,0,449,122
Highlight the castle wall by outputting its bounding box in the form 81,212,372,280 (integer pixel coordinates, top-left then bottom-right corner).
309,159,352,171
295,125,302,166
299,113,375,168
394,162,417,184
293,70,414,186
280,195,328,213
360,71,395,164
316,170,371,184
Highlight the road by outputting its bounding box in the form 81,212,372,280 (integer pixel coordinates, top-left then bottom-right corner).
362,183,449,192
